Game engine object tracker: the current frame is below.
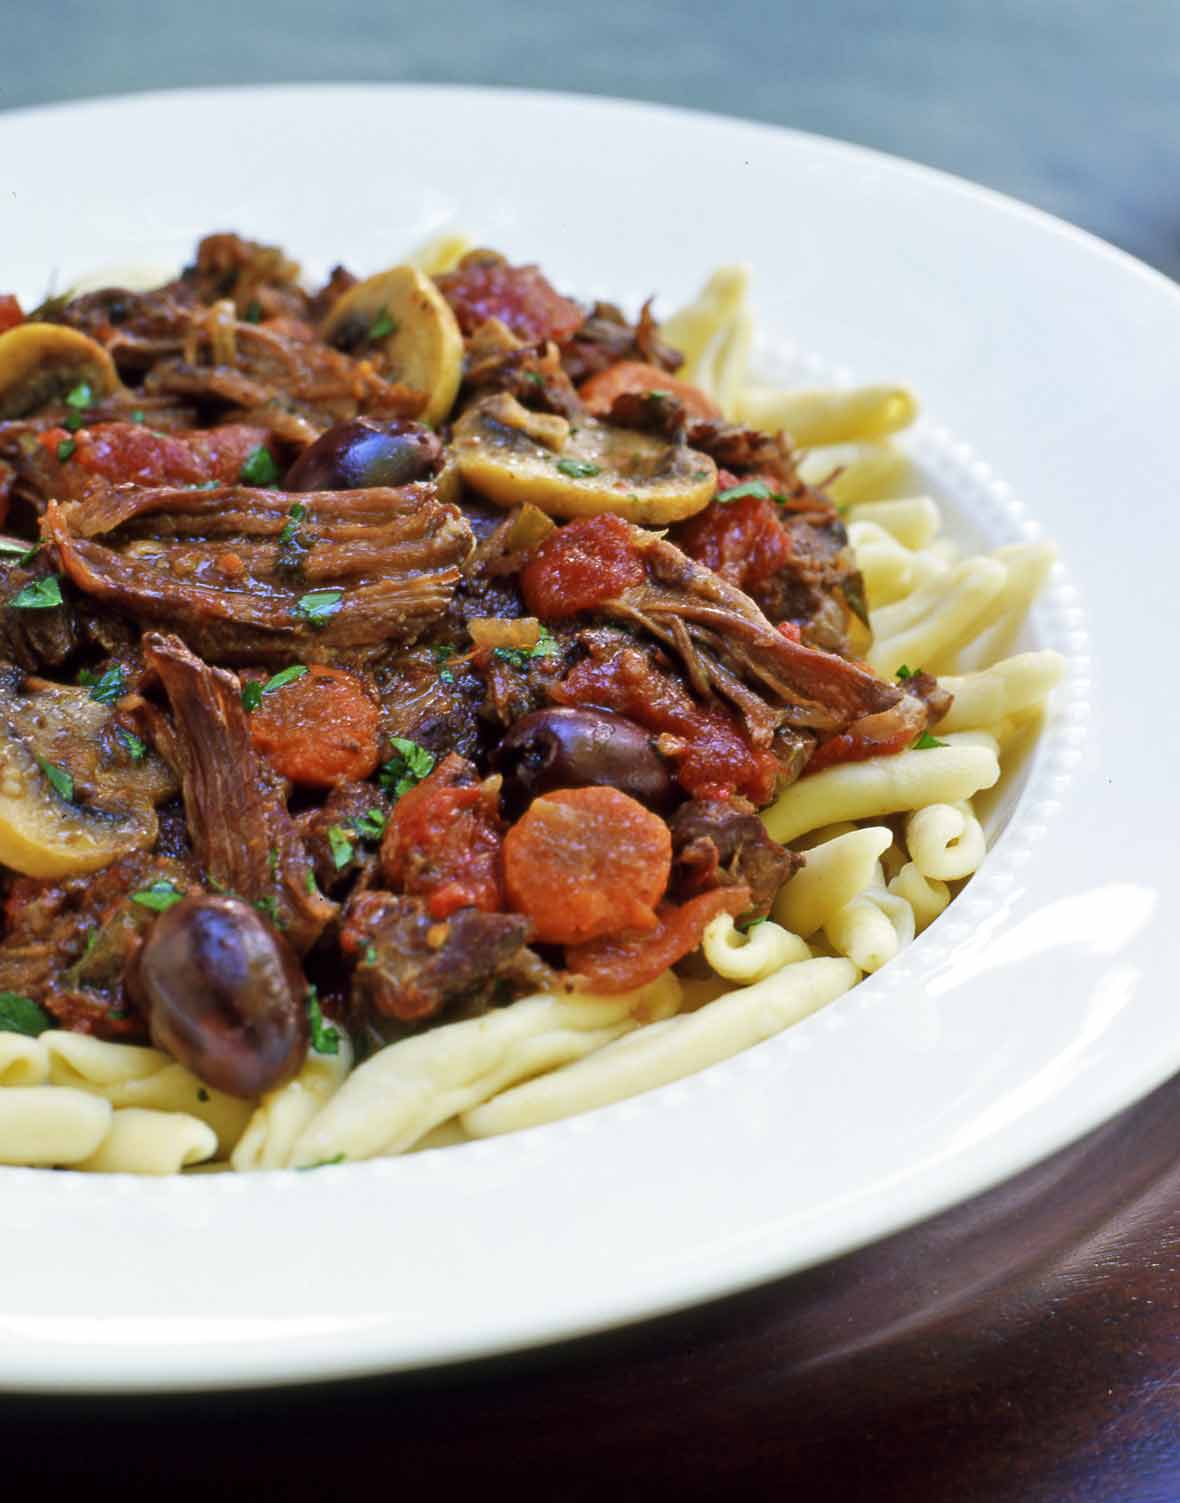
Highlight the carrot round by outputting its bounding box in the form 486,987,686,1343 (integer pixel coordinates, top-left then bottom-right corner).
502,786,671,945
579,360,720,420
248,665,380,787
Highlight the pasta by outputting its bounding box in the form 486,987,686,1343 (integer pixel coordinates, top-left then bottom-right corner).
0,236,1063,1171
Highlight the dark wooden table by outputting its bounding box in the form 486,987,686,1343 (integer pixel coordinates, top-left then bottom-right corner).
6,1071,1178,1501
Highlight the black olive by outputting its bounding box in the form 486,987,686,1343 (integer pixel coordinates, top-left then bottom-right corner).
284,417,443,492
495,707,674,816
127,895,309,1098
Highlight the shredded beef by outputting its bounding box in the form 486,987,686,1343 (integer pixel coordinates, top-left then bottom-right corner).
140,632,335,952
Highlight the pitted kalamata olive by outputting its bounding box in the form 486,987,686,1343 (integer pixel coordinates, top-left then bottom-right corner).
127,894,309,1098
283,417,443,492
495,707,674,816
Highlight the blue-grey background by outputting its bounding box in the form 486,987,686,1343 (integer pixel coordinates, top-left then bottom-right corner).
3,1,1178,279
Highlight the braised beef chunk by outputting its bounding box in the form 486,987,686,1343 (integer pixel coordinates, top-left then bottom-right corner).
0,551,78,670
141,632,335,952
181,232,307,320
341,891,541,1025
559,298,684,386
670,800,803,921
297,781,389,892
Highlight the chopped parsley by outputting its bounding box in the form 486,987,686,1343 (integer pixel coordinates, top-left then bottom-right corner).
0,538,40,566
306,986,340,1056
896,664,918,680
77,664,127,705
296,1153,346,1171
65,381,92,410
327,825,354,869
131,879,185,913
243,665,309,711
716,479,785,505
431,642,456,684
354,807,386,842
555,458,601,479
64,410,85,432
294,588,342,626
267,847,279,875
254,894,282,926
131,409,145,424
197,1088,211,1102
913,731,948,750
239,445,280,486
243,299,263,324
522,370,545,388
379,736,436,799
0,992,53,1037
10,575,63,610
368,308,398,340
118,728,147,761
56,438,76,463
277,501,307,546
363,943,378,966
304,868,319,896
36,756,73,802
492,624,559,670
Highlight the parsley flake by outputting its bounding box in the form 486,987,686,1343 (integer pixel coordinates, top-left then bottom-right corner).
913,731,948,750
304,869,319,896
296,1153,346,1171
522,371,545,388
716,480,785,504
78,664,127,705
277,502,307,547
56,438,76,462
896,664,918,681
118,728,147,761
241,680,263,712
239,445,280,486
379,737,436,799
354,807,386,842
197,1087,211,1102
294,589,342,626
263,664,308,695
555,458,601,479
131,879,184,913
306,986,340,1056
363,943,378,966
368,308,398,340
0,992,53,1037
10,575,63,610
36,756,73,802
255,895,282,926
65,381,92,410
131,409,145,424
243,299,263,324
327,825,354,869
64,410,85,432
492,625,559,670
0,538,37,562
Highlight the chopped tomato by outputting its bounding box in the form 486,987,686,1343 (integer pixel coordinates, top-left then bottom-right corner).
803,697,927,776
520,513,646,620
0,294,23,334
502,786,671,945
436,254,585,343
37,421,272,496
381,755,504,919
579,360,720,420
555,647,782,804
568,886,750,993
677,493,792,593
248,665,380,787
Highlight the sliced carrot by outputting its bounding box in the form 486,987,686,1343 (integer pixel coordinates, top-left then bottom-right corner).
248,665,380,787
579,360,720,420
502,786,671,945
567,886,750,993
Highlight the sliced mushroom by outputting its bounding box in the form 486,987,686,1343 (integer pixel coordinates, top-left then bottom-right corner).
321,265,463,426
451,393,717,525
0,675,175,877
0,323,126,420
